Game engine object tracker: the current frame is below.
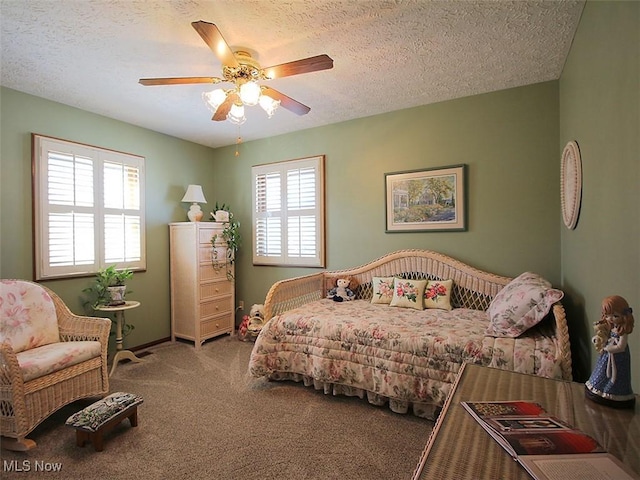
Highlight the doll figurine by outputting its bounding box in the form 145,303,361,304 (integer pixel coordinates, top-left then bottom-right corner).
585,295,636,408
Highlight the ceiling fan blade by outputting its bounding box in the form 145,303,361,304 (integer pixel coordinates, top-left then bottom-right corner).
191,21,239,68
212,93,238,121
262,87,311,116
263,54,333,79
139,77,222,86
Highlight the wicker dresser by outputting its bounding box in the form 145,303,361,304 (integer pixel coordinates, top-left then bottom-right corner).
169,222,234,349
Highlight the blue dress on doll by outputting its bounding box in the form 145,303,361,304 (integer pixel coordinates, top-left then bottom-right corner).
586,331,634,402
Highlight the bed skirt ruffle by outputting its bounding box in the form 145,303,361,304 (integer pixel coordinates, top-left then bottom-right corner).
267,371,441,420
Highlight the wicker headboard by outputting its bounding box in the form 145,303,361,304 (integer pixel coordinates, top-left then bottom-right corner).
325,250,512,311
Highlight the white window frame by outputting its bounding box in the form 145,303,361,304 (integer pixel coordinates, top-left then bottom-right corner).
33,134,146,280
252,155,325,267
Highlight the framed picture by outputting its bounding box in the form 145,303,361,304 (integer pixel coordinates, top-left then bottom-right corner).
385,164,467,232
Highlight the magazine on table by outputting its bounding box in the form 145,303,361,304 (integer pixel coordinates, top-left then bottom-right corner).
461,400,638,480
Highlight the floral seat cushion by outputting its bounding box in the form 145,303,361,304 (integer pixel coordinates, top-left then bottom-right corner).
16,341,102,382
1,280,61,353
66,392,143,432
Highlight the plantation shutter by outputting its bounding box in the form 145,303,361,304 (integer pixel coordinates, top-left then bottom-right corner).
103,158,142,264
34,134,145,280
45,148,96,273
252,156,325,267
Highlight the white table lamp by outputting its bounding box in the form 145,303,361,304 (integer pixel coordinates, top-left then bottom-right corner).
181,184,207,222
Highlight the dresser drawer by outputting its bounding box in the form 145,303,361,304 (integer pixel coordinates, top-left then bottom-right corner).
200,296,233,318
200,314,232,337
199,263,231,282
200,280,233,299
198,227,217,244
199,245,230,263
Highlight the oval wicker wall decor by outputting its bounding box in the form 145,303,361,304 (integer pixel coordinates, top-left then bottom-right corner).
561,140,582,230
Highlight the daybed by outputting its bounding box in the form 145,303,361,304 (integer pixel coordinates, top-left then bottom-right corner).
248,250,572,419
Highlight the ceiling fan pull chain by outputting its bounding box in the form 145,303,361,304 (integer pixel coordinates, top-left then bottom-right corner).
235,127,242,157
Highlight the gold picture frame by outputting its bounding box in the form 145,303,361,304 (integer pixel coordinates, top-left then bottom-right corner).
385,164,467,232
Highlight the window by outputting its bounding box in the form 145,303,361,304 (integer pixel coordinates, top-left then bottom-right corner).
33,134,145,280
252,155,325,267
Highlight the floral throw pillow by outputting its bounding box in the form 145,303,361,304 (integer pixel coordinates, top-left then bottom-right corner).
424,279,453,310
390,278,427,310
0,279,60,353
485,272,564,338
371,277,395,304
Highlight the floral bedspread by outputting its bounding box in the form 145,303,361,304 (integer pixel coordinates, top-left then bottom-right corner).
248,299,563,419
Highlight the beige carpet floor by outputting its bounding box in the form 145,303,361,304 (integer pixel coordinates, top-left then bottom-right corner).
1,337,433,479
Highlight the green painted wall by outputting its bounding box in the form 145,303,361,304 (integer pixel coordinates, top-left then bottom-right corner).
211,82,562,319
1,82,562,355
559,1,640,389
0,87,217,351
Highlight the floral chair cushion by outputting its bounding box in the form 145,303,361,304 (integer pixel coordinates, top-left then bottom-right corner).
424,279,453,310
485,272,564,338
390,278,427,310
16,341,102,382
0,279,60,353
370,277,395,304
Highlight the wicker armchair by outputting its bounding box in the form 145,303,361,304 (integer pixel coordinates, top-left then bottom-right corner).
0,280,111,451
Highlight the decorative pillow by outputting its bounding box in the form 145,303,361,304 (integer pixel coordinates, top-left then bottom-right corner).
0,279,60,353
485,272,564,338
390,278,427,310
424,279,453,310
371,277,395,304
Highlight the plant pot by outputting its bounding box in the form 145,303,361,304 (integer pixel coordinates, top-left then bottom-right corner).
107,286,126,306
213,210,232,222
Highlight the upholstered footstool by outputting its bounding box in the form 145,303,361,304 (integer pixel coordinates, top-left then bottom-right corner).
66,392,143,451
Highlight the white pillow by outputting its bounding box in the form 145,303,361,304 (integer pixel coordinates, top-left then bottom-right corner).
485,272,564,338
390,278,427,310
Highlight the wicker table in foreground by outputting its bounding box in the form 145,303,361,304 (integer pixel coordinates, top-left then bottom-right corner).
412,363,640,480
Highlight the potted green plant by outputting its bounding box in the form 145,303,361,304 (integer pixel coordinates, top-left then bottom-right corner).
211,220,241,280
84,265,133,307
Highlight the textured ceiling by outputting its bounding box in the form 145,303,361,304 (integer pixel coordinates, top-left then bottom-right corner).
0,0,584,149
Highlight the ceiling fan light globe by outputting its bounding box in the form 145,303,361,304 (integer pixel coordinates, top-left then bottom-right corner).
259,95,281,118
239,81,261,106
227,103,246,125
203,88,227,111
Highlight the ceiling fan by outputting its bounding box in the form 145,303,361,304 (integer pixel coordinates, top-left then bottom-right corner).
139,21,334,124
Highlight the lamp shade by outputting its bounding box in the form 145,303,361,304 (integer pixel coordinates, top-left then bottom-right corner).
203,89,227,112
259,94,280,118
227,103,246,125
181,185,207,204
239,81,261,106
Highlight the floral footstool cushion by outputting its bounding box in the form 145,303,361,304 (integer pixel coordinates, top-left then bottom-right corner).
66,392,143,451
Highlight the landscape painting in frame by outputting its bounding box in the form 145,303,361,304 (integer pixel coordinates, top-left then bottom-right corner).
385,164,467,232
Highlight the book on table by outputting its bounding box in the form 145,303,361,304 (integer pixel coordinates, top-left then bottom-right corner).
461,400,639,480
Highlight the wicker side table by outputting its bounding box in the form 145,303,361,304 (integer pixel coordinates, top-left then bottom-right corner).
412,364,640,480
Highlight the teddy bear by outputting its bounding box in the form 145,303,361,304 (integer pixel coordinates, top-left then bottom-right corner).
238,303,265,341
327,277,355,302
